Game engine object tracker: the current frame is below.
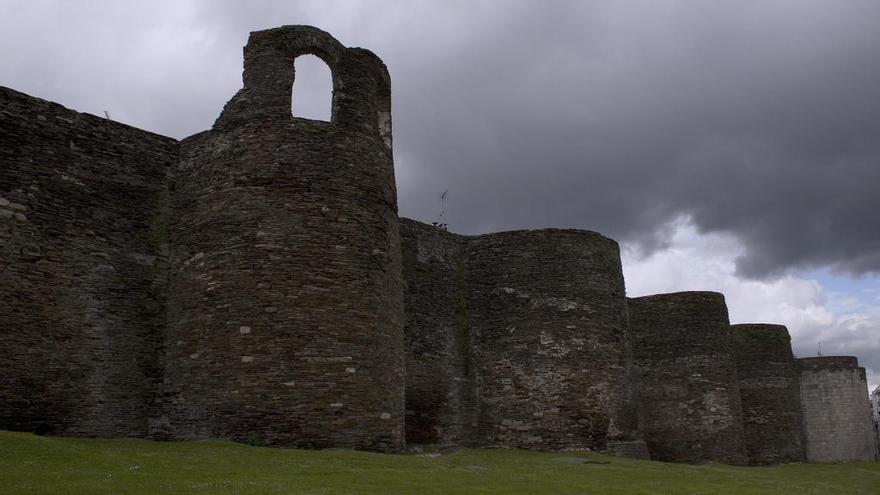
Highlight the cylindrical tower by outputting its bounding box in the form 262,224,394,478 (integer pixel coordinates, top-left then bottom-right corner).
798,356,878,462
159,26,404,451
628,291,747,464
466,229,644,453
731,324,806,464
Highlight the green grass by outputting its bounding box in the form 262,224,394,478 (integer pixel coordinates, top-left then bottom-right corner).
1,431,878,494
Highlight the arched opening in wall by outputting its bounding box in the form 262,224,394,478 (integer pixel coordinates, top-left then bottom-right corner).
292,54,333,122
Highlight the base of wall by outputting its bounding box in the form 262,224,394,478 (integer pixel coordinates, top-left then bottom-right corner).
606,440,651,459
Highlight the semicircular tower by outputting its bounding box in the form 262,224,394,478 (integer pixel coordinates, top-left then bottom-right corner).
798,356,877,462
160,26,403,451
628,291,747,464
731,324,806,465
466,229,643,453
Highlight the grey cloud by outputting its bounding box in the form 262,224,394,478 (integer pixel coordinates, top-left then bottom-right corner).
790,313,880,391
388,1,880,279
2,0,879,277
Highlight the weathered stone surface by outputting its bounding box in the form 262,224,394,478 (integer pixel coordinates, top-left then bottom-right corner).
0,85,176,438
798,356,878,462
628,292,747,465
731,324,806,465
401,219,644,452
159,26,404,451
468,229,641,452
400,219,477,446
1,24,875,465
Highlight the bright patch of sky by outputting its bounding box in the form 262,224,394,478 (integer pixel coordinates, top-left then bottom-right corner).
803,268,880,313
622,217,880,392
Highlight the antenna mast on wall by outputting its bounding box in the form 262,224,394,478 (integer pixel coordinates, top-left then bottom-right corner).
432,189,448,231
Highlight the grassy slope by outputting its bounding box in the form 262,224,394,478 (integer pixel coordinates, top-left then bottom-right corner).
0,431,878,494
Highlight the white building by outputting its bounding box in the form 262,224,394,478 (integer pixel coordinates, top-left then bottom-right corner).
872,385,880,423
872,385,880,457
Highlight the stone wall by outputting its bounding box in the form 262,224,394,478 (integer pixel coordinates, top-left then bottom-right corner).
158,26,405,451
0,86,176,437
400,219,477,446
798,356,877,462
629,292,747,464
468,229,641,452
2,24,878,465
401,219,644,453
731,324,806,464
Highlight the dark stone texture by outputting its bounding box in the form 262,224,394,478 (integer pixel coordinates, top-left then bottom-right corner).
628,292,747,465
731,324,806,465
468,229,641,451
0,86,176,437
0,26,403,452
798,356,878,462
401,219,643,452
159,26,404,451
1,24,875,465
400,219,477,446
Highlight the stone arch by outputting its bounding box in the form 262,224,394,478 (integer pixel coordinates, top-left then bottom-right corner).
243,26,343,121
291,54,334,121
214,25,394,138
215,26,347,128
169,26,405,451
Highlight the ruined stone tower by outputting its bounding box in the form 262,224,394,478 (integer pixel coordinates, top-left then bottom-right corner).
159,26,404,450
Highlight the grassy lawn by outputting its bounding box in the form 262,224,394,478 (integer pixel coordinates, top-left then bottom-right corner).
1,431,878,494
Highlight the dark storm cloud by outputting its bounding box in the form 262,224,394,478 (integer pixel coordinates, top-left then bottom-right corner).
381,1,880,279
2,0,879,277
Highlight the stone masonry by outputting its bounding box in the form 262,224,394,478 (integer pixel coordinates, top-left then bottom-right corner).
0,86,175,437
731,324,807,465
798,357,878,462
400,220,477,447
628,292,747,465
158,26,403,451
466,228,642,453
400,219,645,454
0,25,876,464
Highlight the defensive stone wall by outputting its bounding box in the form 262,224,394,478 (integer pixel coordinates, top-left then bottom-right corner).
401,219,644,453
2,24,877,465
467,229,641,451
159,26,404,451
400,219,477,446
628,292,747,464
0,86,176,437
731,324,806,464
798,356,877,462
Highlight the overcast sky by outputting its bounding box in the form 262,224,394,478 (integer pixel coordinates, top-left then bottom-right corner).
2,0,878,387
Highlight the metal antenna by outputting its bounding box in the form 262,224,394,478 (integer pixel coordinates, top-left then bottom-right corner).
433,189,448,230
